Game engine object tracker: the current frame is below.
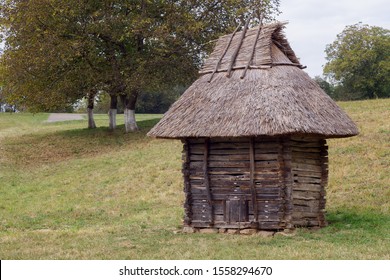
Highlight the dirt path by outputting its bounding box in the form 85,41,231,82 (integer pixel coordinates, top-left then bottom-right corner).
46,113,85,123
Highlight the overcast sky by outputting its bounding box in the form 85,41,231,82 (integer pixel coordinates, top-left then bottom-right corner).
276,0,390,77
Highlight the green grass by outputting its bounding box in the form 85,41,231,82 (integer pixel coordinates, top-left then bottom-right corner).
0,101,389,260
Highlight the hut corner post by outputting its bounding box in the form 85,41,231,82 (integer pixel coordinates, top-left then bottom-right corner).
319,140,329,227
281,137,293,229
203,138,214,226
249,137,259,228
182,139,192,227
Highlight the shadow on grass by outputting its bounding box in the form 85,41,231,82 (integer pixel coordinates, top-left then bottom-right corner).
326,210,389,230
58,117,161,137
297,209,390,243
1,118,164,168
288,210,390,250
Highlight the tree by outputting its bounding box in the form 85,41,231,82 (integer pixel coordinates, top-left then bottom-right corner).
0,0,111,127
324,23,390,99
1,0,281,131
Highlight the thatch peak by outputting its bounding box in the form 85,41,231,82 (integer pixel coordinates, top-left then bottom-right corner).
200,21,304,81
148,22,359,139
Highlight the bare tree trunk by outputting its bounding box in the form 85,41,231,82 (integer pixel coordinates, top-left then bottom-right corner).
87,91,96,129
109,95,117,130
124,108,138,132
121,90,139,133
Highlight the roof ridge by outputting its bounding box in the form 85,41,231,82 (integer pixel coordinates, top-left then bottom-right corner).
201,21,303,77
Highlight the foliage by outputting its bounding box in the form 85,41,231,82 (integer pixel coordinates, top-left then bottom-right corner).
324,23,390,99
0,99,389,259
0,0,100,112
0,0,281,114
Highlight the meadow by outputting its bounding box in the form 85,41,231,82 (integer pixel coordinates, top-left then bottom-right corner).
0,99,389,259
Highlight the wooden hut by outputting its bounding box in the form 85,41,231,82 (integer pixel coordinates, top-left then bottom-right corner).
148,22,358,231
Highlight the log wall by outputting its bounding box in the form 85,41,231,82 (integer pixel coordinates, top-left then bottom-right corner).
291,137,328,227
182,136,328,230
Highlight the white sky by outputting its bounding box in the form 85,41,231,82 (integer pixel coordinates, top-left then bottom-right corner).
276,0,390,77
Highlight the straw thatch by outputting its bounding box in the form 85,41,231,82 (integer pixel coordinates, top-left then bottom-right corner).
148,22,358,139
200,21,302,76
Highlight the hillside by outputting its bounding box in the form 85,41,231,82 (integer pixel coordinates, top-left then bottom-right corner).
0,99,389,259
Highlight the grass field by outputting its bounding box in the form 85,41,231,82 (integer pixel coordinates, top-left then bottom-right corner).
0,99,389,259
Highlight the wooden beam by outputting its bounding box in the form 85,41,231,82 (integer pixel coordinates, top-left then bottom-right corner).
249,137,258,223
241,16,264,79
182,139,192,226
227,16,251,78
319,140,328,227
208,23,241,83
203,138,213,225
281,137,293,229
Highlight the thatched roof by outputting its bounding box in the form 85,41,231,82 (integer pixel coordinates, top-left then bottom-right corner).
148,22,359,139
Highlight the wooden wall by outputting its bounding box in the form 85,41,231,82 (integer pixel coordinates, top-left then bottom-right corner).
182,136,327,230
290,137,328,227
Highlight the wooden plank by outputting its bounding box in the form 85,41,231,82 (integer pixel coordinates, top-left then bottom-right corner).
292,184,322,192
250,137,258,223
293,177,322,184
254,142,281,149
291,143,322,148
190,179,283,188
188,138,207,144
208,169,249,175
253,136,280,143
209,149,250,155
280,138,293,228
293,157,322,165
209,174,250,181
191,154,250,161
209,143,248,150
191,179,251,188
291,137,322,144
293,203,320,212
210,137,249,143
292,152,321,160
255,161,280,168
254,172,280,179
203,138,213,225
292,170,322,178
291,147,322,153
182,139,192,226
319,141,329,226
208,161,250,168
254,154,279,161
292,191,321,200
292,163,322,172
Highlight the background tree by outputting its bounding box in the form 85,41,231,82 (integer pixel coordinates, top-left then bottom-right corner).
324,23,390,100
1,0,281,131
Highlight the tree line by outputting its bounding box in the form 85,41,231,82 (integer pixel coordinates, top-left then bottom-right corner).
1,2,388,124
0,0,280,130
